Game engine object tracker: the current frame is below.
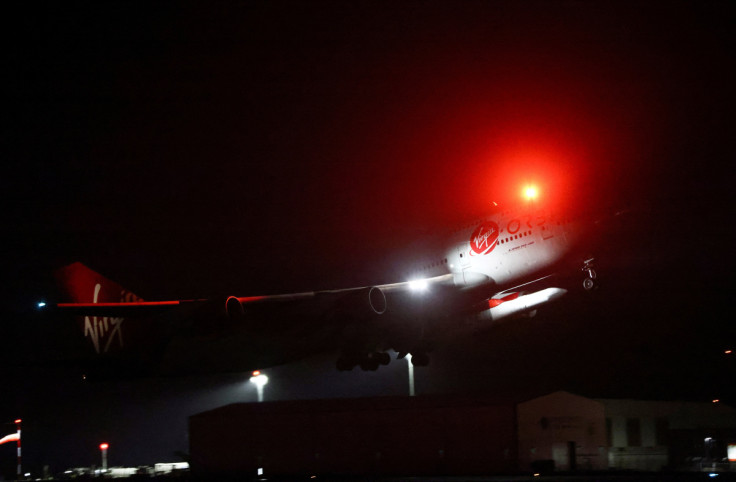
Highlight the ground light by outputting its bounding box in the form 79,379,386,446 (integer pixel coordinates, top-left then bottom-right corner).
250,371,269,402
728,443,736,462
100,443,109,472
15,419,21,479
406,354,415,397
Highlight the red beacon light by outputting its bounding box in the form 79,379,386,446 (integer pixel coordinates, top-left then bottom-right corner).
99,443,109,450
523,185,538,201
252,370,260,377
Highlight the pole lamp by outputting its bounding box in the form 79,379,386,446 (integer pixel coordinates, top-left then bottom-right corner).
406,355,416,397
249,370,269,402
99,443,109,472
15,419,21,480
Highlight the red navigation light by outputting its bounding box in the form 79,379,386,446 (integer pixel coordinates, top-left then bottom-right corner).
100,443,109,450
252,370,260,377
523,185,538,200
14,419,21,424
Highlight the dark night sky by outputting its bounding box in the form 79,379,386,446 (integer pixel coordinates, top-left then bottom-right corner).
1,0,735,475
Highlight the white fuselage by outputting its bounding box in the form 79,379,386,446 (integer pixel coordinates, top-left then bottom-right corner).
408,205,583,290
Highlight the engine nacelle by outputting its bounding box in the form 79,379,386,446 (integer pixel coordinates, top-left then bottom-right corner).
337,286,387,316
225,287,386,324
225,296,246,323
365,286,387,315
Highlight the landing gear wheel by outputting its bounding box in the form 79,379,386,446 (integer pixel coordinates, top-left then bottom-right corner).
581,258,598,291
376,352,391,366
360,359,379,371
583,277,598,291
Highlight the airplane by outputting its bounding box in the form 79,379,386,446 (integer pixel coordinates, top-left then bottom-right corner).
39,186,612,378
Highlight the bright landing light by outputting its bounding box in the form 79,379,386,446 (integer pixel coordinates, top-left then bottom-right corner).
524,185,538,200
408,279,429,291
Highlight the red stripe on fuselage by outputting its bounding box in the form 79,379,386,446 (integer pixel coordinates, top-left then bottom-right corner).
57,301,185,308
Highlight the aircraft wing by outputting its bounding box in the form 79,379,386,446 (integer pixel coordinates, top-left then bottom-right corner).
40,262,565,376
40,264,479,375
49,262,470,321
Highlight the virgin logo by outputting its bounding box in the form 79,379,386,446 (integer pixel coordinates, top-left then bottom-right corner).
85,283,124,354
470,221,499,256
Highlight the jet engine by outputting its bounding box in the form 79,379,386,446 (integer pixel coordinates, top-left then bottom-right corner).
224,286,387,324
225,296,246,322
336,286,387,316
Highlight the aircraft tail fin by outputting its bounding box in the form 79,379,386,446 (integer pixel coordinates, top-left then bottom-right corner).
53,262,149,359
55,261,144,305
41,263,214,379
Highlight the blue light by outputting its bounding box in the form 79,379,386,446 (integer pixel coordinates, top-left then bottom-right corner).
709,473,719,478
37,301,46,309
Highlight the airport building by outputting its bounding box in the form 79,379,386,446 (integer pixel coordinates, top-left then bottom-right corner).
190,395,518,476
601,397,736,472
189,391,736,477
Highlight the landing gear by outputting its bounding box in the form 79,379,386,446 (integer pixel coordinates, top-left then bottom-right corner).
582,258,599,291
360,351,390,370
409,351,429,366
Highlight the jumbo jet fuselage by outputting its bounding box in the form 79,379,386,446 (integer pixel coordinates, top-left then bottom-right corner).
405,204,586,293
46,199,601,375
353,202,596,368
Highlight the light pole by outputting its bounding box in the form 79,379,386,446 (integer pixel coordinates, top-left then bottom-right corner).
249,370,269,402
15,419,21,480
99,443,109,473
406,355,415,397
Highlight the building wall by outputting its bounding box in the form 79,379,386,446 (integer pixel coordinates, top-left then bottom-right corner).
190,392,736,476
605,411,669,471
599,399,736,471
517,391,607,472
190,396,517,477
